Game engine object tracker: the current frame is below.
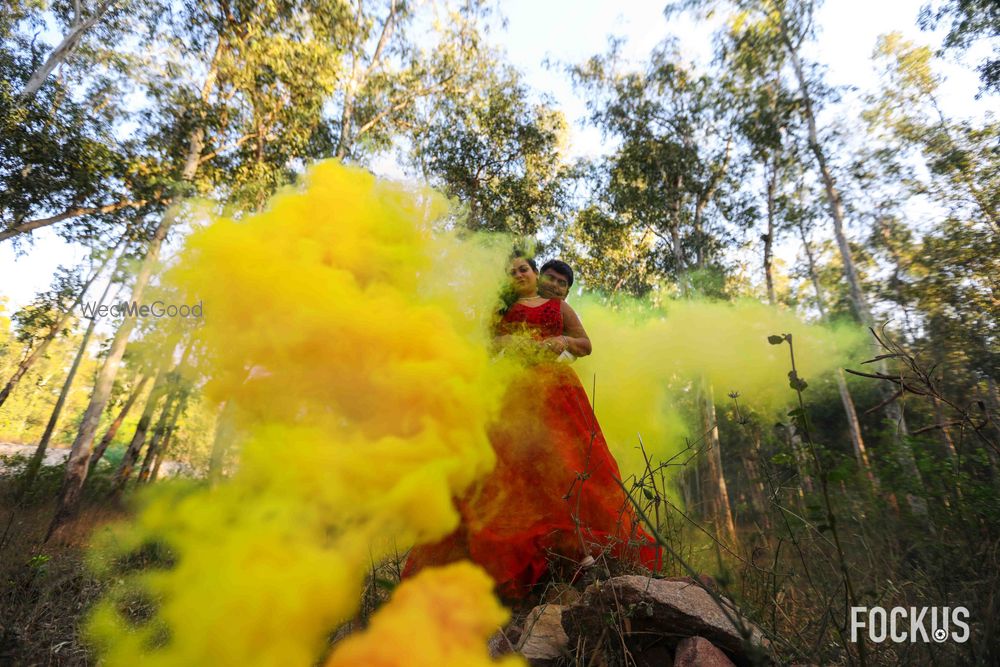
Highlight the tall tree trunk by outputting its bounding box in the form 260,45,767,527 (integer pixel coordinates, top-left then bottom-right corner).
150,449,166,483
781,26,926,515
89,374,149,470
0,251,113,408
698,379,737,544
798,220,880,490
111,337,193,494
46,45,221,540
763,158,777,305
20,278,119,492
45,218,172,539
17,0,117,102
741,433,771,530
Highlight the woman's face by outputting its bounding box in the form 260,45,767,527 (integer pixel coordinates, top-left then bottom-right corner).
509,257,538,297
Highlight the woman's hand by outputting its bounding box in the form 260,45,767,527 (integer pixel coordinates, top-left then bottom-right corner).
541,336,569,355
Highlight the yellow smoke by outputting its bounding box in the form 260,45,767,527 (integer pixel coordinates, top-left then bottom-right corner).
573,296,865,484
86,161,521,666
84,160,864,666
327,563,520,667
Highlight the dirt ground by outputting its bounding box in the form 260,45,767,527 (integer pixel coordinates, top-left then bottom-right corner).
0,490,127,666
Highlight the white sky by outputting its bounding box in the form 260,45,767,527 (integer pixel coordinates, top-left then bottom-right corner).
1,0,992,314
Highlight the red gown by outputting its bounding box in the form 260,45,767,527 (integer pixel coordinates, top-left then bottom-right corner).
403,299,661,598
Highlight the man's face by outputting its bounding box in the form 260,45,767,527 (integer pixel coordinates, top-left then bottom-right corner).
538,268,570,300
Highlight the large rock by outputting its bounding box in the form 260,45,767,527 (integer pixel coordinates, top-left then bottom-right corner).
674,636,736,667
516,603,569,663
559,575,770,666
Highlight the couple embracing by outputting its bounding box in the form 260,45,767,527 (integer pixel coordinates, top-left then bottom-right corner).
404,254,661,601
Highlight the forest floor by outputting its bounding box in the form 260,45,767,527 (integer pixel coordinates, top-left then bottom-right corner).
0,493,121,666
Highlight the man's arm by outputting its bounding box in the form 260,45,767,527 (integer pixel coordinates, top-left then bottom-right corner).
559,300,592,357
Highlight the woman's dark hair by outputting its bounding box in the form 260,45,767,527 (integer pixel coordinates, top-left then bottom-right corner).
539,259,573,287
509,252,538,273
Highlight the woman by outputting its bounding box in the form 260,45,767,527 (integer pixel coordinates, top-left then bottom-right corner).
403,256,660,599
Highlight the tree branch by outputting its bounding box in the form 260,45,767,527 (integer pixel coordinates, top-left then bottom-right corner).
18,0,117,102
0,198,160,243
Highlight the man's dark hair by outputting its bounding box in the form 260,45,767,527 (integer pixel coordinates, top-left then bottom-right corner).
540,259,574,287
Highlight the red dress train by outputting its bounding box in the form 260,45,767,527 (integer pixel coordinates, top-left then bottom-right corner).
403,299,661,598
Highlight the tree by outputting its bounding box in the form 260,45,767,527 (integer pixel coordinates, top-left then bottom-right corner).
570,39,758,542
19,269,123,492
1,1,166,246
328,0,496,163
919,0,1000,95
570,39,750,296
17,0,118,102
668,0,929,515
861,32,999,465
0,255,114,408
46,0,355,536
413,62,570,235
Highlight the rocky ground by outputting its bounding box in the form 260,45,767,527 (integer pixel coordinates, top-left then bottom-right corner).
491,575,776,666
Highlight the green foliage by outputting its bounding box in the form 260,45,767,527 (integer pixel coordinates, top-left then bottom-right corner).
413,62,570,235
564,39,757,297
919,0,1000,94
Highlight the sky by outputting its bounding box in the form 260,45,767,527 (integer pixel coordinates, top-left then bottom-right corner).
0,0,991,314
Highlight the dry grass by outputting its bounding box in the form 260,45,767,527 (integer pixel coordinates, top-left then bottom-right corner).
0,480,128,667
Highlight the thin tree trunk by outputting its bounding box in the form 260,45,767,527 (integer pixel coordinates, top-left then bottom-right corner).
125,391,176,491
109,369,168,494
334,1,397,159
763,159,777,305
698,379,737,544
835,369,878,486
781,26,926,516
150,449,166,482
208,400,234,482
20,278,119,492
89,374,149,470
139,391,187,483
798,213,880,492
0,251,113,408
114,340,193,491
785,47,869,324
45,216,172,539
741,442,771,530
931,397,958,463
17,0,117,102
46,44,220,540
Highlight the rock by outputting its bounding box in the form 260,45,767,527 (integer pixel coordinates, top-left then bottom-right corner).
515,603,570,663
634,643,673,667
487,627,517,659
674,636,735,667
562,575,769,665
541,582,582,606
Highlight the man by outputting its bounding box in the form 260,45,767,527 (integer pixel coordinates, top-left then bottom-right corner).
537,259,577,363
537,259,573,301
